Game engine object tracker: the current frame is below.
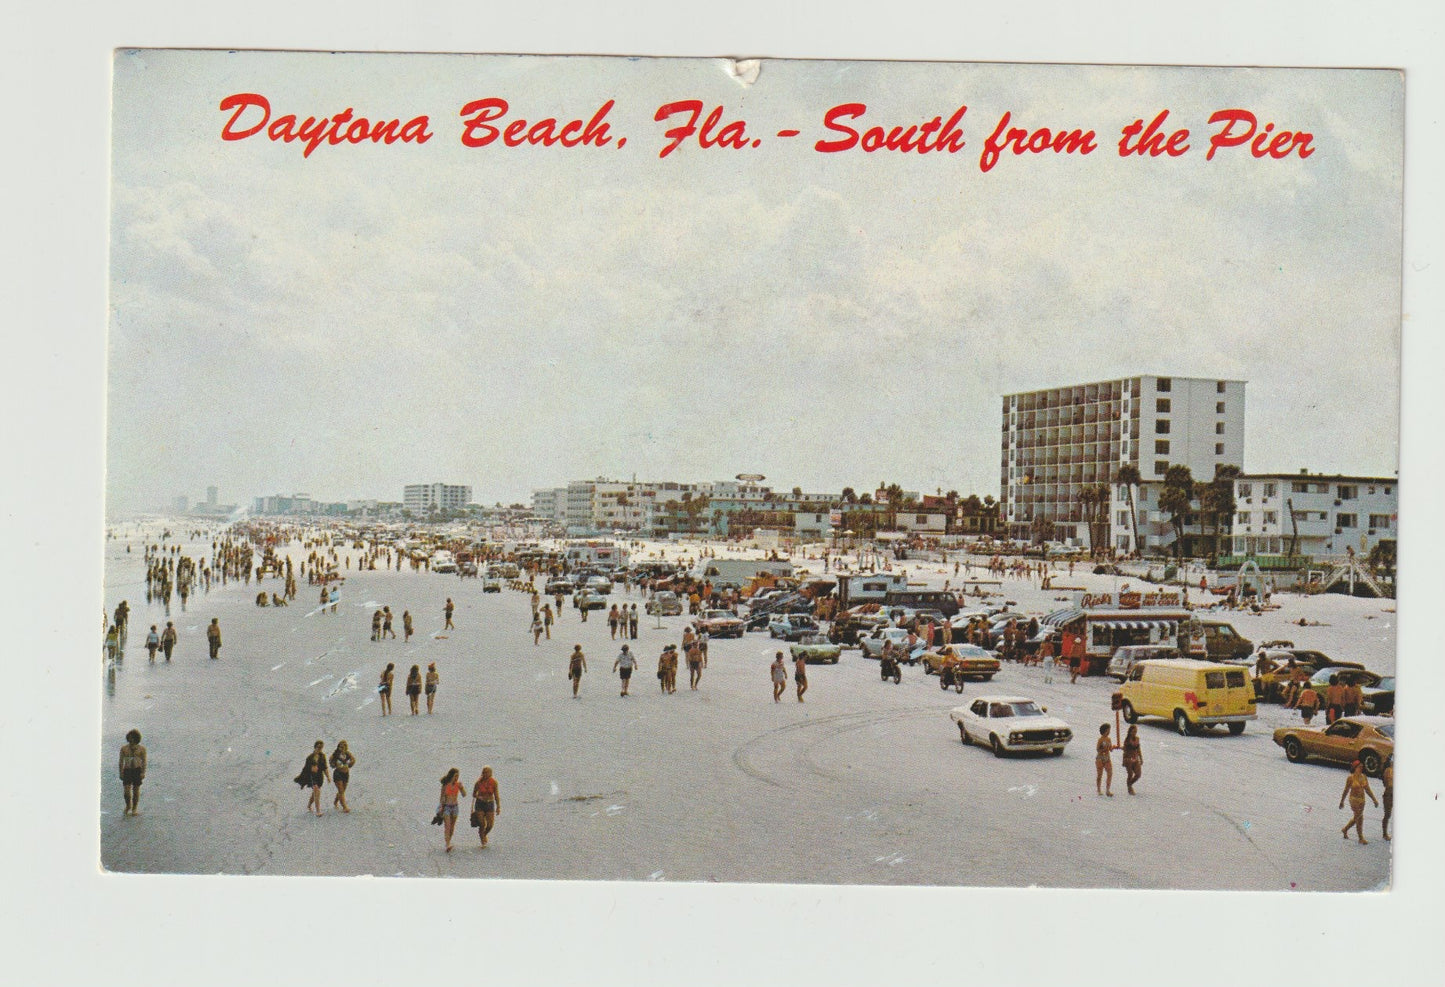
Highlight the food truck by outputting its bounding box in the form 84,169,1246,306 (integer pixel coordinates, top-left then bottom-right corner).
1040,590,1204,676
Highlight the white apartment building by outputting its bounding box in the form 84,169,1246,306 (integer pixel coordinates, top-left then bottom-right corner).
403,483,472,514
565,478,700,534
1230,472,1397,561
531,487,567,522
1002,375,1246,553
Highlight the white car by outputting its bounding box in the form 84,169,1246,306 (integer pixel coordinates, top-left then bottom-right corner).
949,695,1073,757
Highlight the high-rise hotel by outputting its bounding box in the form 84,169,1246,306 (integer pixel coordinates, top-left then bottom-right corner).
1001,376,1246,553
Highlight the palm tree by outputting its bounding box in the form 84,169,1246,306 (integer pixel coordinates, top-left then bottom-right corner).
1158,465,1195,559
840,487,858,504
1207,464,1241,560
1078,485,1099,555
1030,514,1053,546
1116,463,1142,556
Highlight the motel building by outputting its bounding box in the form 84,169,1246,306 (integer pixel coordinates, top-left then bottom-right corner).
1223,472,1398,568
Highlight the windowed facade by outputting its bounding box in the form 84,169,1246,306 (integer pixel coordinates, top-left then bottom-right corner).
1001,376,1245,552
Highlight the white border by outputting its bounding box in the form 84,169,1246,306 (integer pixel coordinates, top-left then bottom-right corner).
3,2,1442,985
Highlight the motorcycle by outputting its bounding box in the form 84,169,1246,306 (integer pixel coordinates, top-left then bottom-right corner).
879,651,902,684
938,662,966,693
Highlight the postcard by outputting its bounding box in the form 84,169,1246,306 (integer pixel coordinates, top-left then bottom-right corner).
103,50,1401,892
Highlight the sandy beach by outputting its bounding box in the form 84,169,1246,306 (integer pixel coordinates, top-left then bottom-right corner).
101,522,1393,890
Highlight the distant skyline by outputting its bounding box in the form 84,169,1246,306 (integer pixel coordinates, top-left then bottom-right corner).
108,54,1402,514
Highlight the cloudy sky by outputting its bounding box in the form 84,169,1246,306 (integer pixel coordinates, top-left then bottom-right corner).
107,52,1402,511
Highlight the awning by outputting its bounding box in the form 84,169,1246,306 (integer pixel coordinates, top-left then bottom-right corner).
1092,619,1177,632
1041,608,1084,626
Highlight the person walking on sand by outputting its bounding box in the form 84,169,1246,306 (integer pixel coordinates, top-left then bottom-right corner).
144,625,160,663
614,644,636,696
629,603,639,639
405,664,423,715
794,651,809,702
542,604,553,640
568,645,587,697
160,621,177,661
609,604,620,640
118,728,147,816
1096,724,1114,796
294,740,330,816
771,652,788,703
472,766,500,847
378,662,395,716
1381,754,1393,841
371,609,383,642
329,585,339,614
444,598,455,631
425,662,439,713
330,740,355,812
531,611,545,645
1122,724,1143,795
382,606,396,639
1340,760,1379,844
403,609,414,642
688,637,706,690
657,645,674,693
438,768,466,852
205,618,222,660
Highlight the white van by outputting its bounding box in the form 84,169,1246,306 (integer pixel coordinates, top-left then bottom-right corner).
1119,659,1257,736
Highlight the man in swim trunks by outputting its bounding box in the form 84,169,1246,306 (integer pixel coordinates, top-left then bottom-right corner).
614,644,636,696
118,728,147,816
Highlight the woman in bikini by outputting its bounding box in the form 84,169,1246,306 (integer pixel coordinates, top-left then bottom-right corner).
405,664,423,715
1121,724,1143,795
1095,724,1114,796
378,662,395,716
1340,760,1379,845
472,765,501,847
330,740,355,812
439,768,466,852
295,740,330,816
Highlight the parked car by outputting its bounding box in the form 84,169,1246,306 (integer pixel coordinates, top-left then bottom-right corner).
544,578,574,595
1106,645,1183,681
1120,659,1257,735
694,609,745,638
1253,647,1361,700
573,590,608,611
1362,676,1395,716
585,575,613,595
482,576,502,593
769,614,820,641
859,626,916,660
790,633,842,664
1197,618,1253,662
1272,716,1394,776
920,644,1000,681
431,555,457,574
829,609,892,646
645,591,682,616
950,695,1073,757
1306,666,1385,701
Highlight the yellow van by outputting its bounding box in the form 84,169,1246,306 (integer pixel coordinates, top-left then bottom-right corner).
1119,659,1257,736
